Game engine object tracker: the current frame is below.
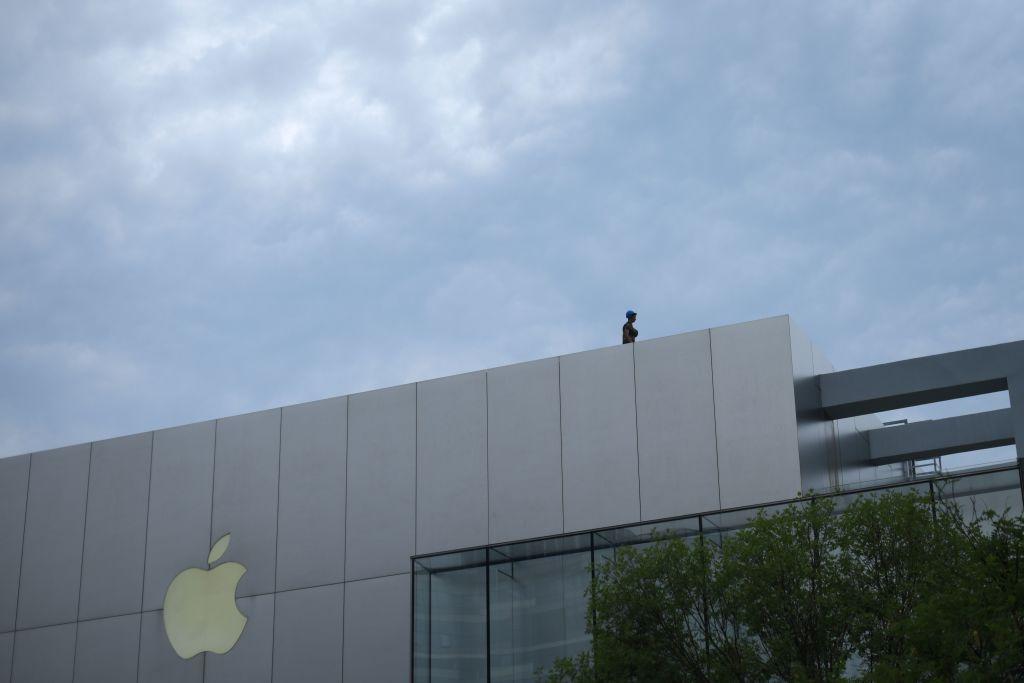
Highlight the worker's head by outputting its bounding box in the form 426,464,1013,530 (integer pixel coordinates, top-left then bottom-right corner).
626,310,637,321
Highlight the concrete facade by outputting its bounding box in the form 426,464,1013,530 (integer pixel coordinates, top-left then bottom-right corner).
0,315,916,682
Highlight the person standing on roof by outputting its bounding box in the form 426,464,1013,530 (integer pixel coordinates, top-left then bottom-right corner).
622,310,638,344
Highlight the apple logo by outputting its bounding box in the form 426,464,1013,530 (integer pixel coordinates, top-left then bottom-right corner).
163,533,248,659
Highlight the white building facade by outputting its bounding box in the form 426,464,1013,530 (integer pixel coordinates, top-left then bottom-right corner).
2,314,1022,682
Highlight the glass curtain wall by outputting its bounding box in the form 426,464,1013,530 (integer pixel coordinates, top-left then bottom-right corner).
413,464,1024,683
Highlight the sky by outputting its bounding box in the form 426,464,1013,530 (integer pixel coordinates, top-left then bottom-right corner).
1,1,1023,459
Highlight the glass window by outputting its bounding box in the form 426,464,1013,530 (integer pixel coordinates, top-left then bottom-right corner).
489,550,591,682
413,565,430,682
933,467,1023,523
425,566,487,682
412,464,1023,681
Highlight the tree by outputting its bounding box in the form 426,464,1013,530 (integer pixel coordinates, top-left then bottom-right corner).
895,508,1024,681
719,497,856,682
548,489,1024,682
546,535,759,682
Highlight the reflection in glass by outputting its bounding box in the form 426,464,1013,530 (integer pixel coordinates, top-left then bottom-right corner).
411,464,1022,681
413,565,430,682
428,566,487,682
490,551,590,681
934,467,1023,526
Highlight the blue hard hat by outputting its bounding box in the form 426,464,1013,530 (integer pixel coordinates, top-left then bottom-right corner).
626,310,636,318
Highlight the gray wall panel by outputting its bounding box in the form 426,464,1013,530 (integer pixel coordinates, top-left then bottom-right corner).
417,372,488,555
790,321,833,493
203,594,273,683
11,623,76,683
79,433,152,620
272,584,344,683
0,455,29,633
814,346,900,485
73,613,140,683
344,574,410,683
137,611,202,683
16,445,90,630
346,385,416,581
211,409,280,599
278,397,347,591
635,331,720,519
143,422,215,612
560,345,641,532
811,344,842,485
487,358,563,544
0,632,11,683
712,316,802,508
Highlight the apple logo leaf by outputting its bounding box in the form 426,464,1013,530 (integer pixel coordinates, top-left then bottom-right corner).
209,533,231,565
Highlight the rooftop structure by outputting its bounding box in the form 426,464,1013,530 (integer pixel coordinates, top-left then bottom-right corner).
0,314,1022,682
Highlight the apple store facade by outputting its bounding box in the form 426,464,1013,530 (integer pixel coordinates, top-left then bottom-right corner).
2,315,1024,682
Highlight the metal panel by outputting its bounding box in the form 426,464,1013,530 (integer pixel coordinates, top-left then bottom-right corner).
811,344,842,484
278,397,347,591
345,384,416,581
820,338,1024,419
0,455,29,633
416,372,488,555
559,344,641,532
16,444,90,630
137,610,203,683
211,409,280,599
487,358,563,544
790,320,832,493
1009,374,1024,461
272,584,344,683
811,344,902,485
711,316,802,508
73,613,140,683
11,623,76,683
0,632,11,683
79,432,152,620
634,330,720,519
203,594,273,683
868,409,1014,464
143,421,215,612
343,574,410,683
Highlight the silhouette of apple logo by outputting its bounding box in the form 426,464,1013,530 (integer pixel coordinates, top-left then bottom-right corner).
163,533,248,659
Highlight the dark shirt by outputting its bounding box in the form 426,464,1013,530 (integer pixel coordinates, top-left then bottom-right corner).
622,321,638,344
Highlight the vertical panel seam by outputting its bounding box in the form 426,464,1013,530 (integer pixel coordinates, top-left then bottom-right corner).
209,421,219,546
708,330,723,510
408,570,414,683
414,382,419,557
270,408,283,682
11,451,33,678
268,592,277,683
342,396,350,681
485,372,490,544
632,344,643,521
557,357,566,533
343,396,350,583
204,420,219,683
786,321,807,495
274,409,283,592
341,581,347,683
136,432,155,683
72,443,94,680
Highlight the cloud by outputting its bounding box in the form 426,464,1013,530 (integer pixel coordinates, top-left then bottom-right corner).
1,0,1023,456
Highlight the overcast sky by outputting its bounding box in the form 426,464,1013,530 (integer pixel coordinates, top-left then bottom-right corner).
2,1,1022,458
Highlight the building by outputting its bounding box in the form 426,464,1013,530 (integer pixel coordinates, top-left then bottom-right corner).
1,314,1022,682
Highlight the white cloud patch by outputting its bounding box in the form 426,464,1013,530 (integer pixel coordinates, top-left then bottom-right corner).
1,0,1023,455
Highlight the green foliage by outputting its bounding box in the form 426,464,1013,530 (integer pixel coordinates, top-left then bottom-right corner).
720,498,855,681
549,490,1024,682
